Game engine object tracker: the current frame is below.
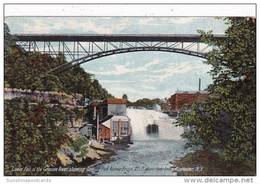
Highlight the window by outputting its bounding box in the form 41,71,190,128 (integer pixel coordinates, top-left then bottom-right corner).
121,121,128,136
112,121,119,136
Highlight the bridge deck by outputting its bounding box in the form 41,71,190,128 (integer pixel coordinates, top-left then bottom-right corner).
13,34,226,42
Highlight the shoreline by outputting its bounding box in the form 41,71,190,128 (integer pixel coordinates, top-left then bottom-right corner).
86,141,131,175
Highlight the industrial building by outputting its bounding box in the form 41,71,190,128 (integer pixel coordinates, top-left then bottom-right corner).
169,90,209,111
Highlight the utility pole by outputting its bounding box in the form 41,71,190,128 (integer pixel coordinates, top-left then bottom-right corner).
97,111,99,142
199,78,201,91
92,103,99,142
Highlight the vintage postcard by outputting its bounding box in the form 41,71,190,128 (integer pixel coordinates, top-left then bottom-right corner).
3,3,256,181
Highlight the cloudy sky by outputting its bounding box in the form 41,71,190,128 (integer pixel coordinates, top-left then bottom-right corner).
5,17,228,101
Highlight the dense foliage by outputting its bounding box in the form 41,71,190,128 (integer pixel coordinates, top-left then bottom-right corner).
4,23,113,100
4,98,70,175
176,18,256,166
4,23,113,175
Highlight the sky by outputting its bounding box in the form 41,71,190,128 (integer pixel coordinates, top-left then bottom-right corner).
5,17,228,101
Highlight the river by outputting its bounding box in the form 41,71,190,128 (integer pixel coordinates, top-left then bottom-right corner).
92,108,193,176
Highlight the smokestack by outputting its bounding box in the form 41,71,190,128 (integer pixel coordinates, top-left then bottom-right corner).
199,78,201,91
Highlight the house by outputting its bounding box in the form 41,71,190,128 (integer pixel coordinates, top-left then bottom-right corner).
169,90,209,111
100,115,131,143
79,123,96,139
85,98,131,143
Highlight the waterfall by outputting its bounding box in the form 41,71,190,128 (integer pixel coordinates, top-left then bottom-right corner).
127,108,184,141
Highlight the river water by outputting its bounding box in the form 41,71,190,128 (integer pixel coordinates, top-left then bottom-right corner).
92,108,193,176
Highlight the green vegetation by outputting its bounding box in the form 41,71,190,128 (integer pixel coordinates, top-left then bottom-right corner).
4,23,113,100
175,150,255,176
4,98,70,176
4,23,114,175
128,98,161,109
175,17,256,175
122,94,128,101
75,147,88,159
68,137,89,152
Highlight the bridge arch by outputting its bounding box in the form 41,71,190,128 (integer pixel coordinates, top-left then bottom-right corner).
13,34,225,74
48,46,208,74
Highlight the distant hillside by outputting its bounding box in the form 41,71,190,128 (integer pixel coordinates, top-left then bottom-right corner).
127,98,161,109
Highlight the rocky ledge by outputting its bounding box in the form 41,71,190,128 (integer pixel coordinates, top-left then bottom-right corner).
57,139,115,168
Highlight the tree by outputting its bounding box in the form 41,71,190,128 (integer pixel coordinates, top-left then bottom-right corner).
176,18,256,165
122,94,128,101
4,23,17,52
4,23,113,100
129,98,161,108
4,98,69,175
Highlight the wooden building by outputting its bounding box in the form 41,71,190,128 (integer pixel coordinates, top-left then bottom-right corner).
100,115,131,143
86,98,131,143
99,98,127,120
100,124,110,141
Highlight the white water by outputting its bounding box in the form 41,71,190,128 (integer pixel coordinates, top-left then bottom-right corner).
92,108,190,176
127,108,184,140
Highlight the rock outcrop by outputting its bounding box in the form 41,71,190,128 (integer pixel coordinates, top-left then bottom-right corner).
56,133,114,167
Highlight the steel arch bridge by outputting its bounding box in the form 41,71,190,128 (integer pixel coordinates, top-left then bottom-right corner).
13,34,226,74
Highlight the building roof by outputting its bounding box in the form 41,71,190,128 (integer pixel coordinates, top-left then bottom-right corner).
101,115,130,129
106,98,126,104
174,90,208,95
91,103,99,107
79,123,96,130
102,119,111,129
111,115,130,121
99,115,113,124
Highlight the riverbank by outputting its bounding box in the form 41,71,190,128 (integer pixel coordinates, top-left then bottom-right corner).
172,149,256,176
56,138,132,176
87,142,129,169
86,140,116,165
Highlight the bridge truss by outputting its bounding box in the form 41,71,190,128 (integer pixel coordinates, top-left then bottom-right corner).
14,34,225,74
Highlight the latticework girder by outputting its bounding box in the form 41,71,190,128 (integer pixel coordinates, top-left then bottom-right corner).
13,34,225,73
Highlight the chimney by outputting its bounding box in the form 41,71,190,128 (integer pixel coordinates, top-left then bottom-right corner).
199,78,201,91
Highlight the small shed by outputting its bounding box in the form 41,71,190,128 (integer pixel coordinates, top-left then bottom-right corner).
79,123,96,139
